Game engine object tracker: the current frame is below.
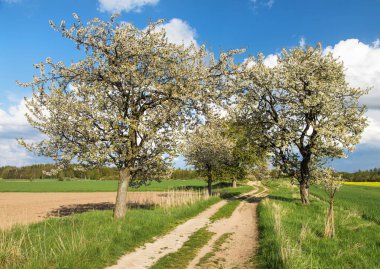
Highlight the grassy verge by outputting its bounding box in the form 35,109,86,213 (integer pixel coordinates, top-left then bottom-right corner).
210,200,240,222
0,197,220,269
256,180,380,268
150,227,214,269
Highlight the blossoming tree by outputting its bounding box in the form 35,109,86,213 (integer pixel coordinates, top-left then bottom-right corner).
237,44,367,204
18,14,236,219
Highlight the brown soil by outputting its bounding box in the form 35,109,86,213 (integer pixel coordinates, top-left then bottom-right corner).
0,191,192,230
188,182,268,269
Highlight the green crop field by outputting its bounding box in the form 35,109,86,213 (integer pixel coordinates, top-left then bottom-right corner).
0,179,208,192
256,180,380,269
311,184,380,224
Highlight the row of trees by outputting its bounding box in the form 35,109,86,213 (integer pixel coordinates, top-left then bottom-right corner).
181,121,267,195
7,162,374,184
0,164,117,180
18,14,367,219
0,165,198,181
340,168,380,182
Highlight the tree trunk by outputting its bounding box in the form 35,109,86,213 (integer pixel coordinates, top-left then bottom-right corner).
232,178,237,188
299,181,310,204
207,173,212,196
114,168,130,220
324,199,335,238
299,155,311,205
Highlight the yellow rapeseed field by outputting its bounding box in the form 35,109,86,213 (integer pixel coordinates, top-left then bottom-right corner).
343,182,380,187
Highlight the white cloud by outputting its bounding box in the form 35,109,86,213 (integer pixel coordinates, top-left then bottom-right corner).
263,54,278,68
324,39,380,109
299,37,306,47
250,0,275,9
98,0,159,13
0,139,36,167
361,109,380,147
0,100,47,166
243,53,277,69
373,38,380,48
324,39,380,147
0,100,29,135
159,19,198,47
266,0,274,8
322,39,380,147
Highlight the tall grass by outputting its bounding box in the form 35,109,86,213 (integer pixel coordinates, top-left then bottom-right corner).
155,189,210,208
256,180,380,269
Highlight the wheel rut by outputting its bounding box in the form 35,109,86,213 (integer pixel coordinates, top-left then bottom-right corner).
187,182,267,269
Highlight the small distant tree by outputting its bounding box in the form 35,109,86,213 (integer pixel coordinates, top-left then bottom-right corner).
223,121,267,187
18,14,236,219
315,167,343,238
181,122,234,195
237,44,368,204
251,161,271,181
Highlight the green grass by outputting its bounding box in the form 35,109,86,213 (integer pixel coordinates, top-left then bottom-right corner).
311,184,380,224
0,197,220,269
256,180,380,269
197,232,232,266
150,227,214,269
210,200,241,222
0,179,208,192
215,185,254,199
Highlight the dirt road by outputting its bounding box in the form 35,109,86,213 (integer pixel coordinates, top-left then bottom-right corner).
106,200,228,269
107,182,266,269
188,183,267,269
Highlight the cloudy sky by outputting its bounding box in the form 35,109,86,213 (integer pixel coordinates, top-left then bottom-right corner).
0,0,379,171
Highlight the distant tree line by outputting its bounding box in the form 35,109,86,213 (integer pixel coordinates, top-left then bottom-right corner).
0,164,118,180
0,165,199,181
170,169,198,179
340,168,380,182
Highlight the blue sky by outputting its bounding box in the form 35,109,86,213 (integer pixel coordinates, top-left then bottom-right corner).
0,0,379,171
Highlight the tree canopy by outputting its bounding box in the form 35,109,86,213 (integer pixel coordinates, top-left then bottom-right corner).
236,44,368,203
18,14,238,218
181,122,234,195
18,13,369,212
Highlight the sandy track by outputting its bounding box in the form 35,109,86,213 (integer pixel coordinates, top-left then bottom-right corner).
188,183,267,269
106,200,228,269
106,183,265,269
0,192,187,230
